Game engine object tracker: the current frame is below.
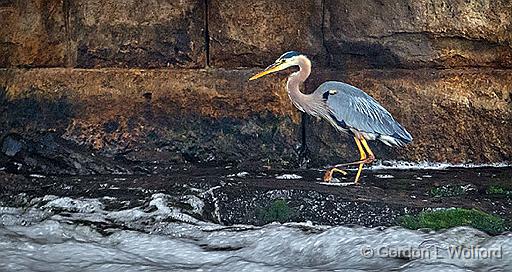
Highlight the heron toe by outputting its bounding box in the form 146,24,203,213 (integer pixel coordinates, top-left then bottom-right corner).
323,168,347,182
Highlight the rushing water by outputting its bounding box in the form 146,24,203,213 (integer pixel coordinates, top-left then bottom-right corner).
1,193,510,272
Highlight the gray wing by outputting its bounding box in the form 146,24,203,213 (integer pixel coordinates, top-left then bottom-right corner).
316,81,412,144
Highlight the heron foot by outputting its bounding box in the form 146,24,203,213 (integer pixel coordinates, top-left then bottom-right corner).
323,168,348,182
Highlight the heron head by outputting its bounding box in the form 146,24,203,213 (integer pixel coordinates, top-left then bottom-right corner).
249,51,302,80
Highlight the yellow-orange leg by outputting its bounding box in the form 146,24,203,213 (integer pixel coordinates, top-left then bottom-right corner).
360,138,375,162
323,137,376,184
354,137,366,184
354,137,376,183
323,137,364,183
322,168,348,182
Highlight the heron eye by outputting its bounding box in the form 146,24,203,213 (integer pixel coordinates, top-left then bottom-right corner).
329,90,338,95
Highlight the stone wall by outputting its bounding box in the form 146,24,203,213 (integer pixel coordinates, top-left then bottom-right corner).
1,0,511,171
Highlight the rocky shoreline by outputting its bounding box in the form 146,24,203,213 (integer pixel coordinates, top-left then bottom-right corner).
1,165,510,231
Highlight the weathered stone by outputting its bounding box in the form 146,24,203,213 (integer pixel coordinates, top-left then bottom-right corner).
324,0,512,69
209,0,325,68
0,0,68,67
2,67,510,168
0,133,130,175
0,68,301,167
69,0,206,68
2,167,511,227
1,134,22,157
304,69,512,165
1,0,511,170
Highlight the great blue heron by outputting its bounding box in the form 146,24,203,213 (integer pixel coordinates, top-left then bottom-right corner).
249,51,412,184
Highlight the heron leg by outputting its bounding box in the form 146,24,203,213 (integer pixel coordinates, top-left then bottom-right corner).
330,138,375,168
322,167,347,182
354,137,376,183
354,137,367,184
359,138,376,163
323,137,376,184
323,137,365,183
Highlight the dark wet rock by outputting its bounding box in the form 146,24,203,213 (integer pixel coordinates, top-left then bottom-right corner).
214,185,423,227
0,85,74,134
0,167,510,229
69,0,206,68
0,69,301,168
0,133,130,175
208,0,326,68
1,134,22,157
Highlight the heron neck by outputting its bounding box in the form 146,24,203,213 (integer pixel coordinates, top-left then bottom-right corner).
286,56,313,113
288,56,311,88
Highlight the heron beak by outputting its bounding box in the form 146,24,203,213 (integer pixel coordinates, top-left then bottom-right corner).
249,63,285,81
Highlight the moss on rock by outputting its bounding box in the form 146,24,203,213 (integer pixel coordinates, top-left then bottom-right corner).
400,208,508,235
258,199,294,224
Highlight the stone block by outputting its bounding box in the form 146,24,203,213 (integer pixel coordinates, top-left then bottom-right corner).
209,0,325,68
324,0,512,68
69,0,206,68
0,0,68,67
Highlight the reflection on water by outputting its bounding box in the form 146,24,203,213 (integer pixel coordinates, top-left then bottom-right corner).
1,194,510,272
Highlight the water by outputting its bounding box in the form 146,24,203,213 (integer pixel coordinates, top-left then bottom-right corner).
1,193,511,272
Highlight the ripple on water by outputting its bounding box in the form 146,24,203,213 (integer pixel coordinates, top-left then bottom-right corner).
0,194,510,272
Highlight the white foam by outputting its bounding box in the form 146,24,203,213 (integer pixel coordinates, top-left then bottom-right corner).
375,174,395,179
317,181,354,186
276,174,303,180
370,161,511,170
42,197,104,213
227,171,250,178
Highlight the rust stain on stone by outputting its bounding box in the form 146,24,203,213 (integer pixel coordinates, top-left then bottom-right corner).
1,68,511,164
0,68,300,158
